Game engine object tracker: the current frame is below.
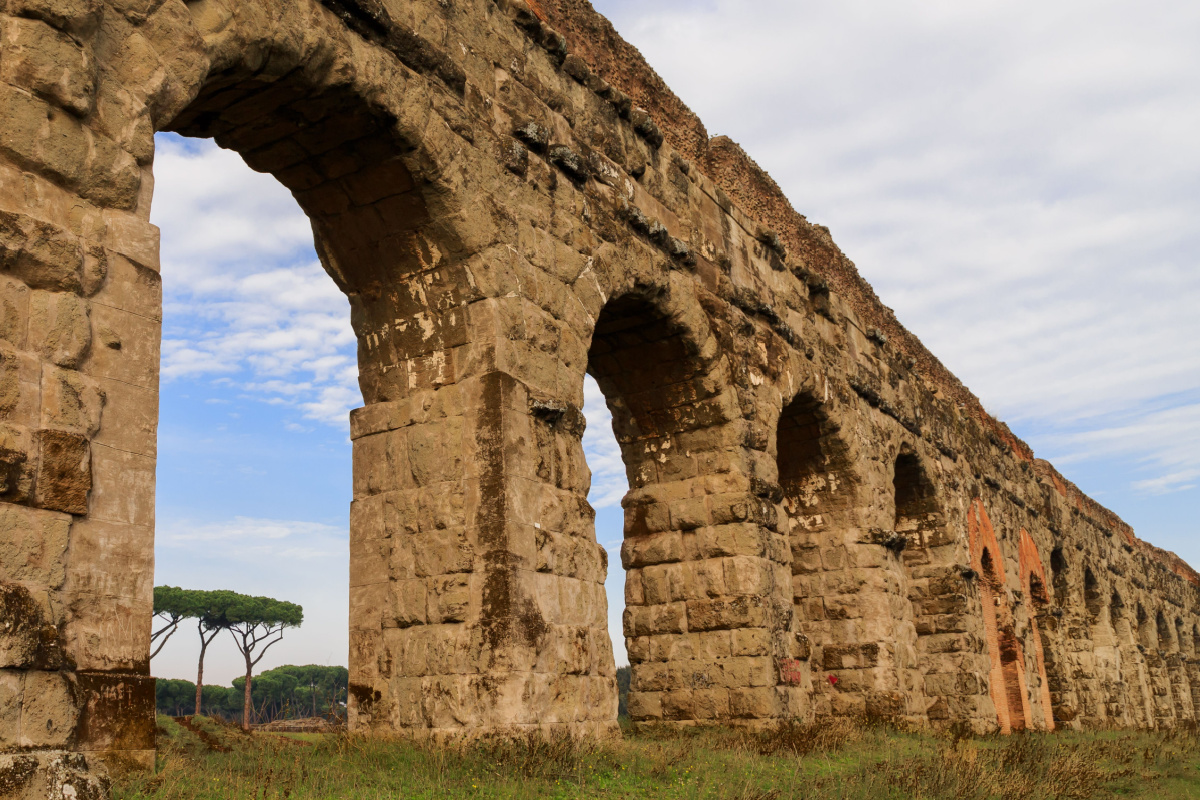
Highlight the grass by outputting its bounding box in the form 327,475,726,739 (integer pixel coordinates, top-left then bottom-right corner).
111,715,1200,799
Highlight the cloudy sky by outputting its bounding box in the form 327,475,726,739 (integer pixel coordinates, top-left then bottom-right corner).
150,0,1200,685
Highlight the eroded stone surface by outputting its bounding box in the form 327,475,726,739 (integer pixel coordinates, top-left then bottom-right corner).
1,0,1198,793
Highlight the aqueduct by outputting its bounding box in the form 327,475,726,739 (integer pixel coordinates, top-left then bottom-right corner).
2,0,1198,793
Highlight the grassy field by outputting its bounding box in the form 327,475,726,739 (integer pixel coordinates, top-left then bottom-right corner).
111,715,1200,800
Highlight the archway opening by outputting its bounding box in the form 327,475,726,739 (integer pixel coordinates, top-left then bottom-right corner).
1157,611,1174,654
146,57,473,735
1083,568,1102,625
585,291,736,723
148,131,356,725
1111,592,1130,644
1050,548,1068,605
1137,604,1155,650
777,394,854,603
981,547,1027,732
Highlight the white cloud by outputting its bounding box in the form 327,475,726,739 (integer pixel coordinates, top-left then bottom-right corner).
152,135,359,427
161,516,346,561
582,375,628,510
592,0,1200,500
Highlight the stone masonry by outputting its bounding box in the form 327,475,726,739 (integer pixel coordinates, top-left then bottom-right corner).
1,0,1198,793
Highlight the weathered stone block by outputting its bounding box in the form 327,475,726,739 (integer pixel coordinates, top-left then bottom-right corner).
40,365,104,436
428,575,470,624
0,210,83,293
33,427,89,514
0,669,20,747
0,17,96,116
20,669,77,748
686,596,765,632
0,503,70,586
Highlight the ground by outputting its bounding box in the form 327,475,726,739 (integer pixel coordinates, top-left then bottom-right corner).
111,716,1200,799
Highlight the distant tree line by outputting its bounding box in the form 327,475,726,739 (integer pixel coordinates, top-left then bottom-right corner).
155,664,348,724
153,586,303,729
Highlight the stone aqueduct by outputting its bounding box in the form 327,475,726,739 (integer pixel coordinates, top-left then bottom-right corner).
1,0,1198,792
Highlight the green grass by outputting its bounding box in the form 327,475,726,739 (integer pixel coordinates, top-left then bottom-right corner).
112,715,1200,799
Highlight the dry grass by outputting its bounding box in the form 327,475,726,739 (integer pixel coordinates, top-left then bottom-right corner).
112,715,1200,800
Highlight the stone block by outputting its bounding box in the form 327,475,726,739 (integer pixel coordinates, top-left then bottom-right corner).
0,422,36,504
33,427,90,514
0,502,69,585
20,669,77,748
623,602,686,637
0,85,87,190
29,290,90,368
621,530,683,568
84,302,158,389
40,364,103,436
389,580,427,629
627,690,662,720
414,527,473,577
640,563,685,605
729,687,781,719
86,442,153,525
0,17,96,116
0,277,30,347
0,670,20,747
685,596,765,631
75,671,154,752
89,376,155,457
428,575,470,624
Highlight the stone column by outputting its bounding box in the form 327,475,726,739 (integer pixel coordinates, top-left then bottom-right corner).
345,270,619,734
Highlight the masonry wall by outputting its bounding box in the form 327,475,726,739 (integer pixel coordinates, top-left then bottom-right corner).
1,0,1198,794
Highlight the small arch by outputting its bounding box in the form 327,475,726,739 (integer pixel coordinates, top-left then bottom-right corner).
1029,574,1049,607
1050,548,1068,603
1157,611,1174,653
1193,624,1200,657
893,452,937,529
1176,618,1190,658
1083,568,1102,623
1137,604,1155,650
1111,591,1131,644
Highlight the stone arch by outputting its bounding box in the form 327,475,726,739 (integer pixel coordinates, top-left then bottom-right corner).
1137,604,1155,650
149,19,528,739
1176,618,1189,657
1156,611,1174,653
587,284,796,724
776,384,904,720
888,449,968,725
1083,567,1102,624
1050,547,1069,605
1111,591,1130,644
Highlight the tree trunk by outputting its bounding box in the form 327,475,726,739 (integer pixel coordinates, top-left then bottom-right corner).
194,635,208,716
242,658,253,731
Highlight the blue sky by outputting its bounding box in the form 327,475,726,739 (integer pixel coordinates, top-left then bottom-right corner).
150,0,1200,685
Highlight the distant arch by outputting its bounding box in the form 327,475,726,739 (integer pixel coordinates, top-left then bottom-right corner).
1050,548,1069,603
981,547,1027,732
1111,591,1131,644
1083,568,1102,624
1138,604,1155,650
1157,611,1174,653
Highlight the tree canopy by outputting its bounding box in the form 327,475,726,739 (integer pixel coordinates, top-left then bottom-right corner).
155,665,346,724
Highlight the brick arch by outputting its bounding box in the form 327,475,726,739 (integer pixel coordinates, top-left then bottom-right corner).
968,499,1031,733
1018,529,1054,730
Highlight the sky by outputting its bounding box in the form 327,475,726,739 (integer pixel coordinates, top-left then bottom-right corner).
150,0,1200,686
